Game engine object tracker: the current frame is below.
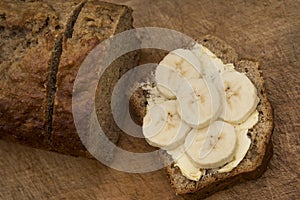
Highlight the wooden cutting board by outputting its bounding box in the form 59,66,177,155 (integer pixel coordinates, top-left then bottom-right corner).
0,0,299,199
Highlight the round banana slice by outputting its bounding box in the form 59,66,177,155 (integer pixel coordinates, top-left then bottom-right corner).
221,71,259,124
184,121,237,169
218,129,251,173
143,100,191,150
218,110,258,173
155,49,202,99
176,78,221,129
191,44,225,79
155,65,182,99
161,49,203,79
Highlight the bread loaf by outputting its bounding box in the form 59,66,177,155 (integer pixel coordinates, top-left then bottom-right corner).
0,0,67,150
0,0,138,158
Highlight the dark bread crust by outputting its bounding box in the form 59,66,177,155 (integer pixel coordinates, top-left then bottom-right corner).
0,0,64,149
129,35,273,199
0,0,137,158
51,1,137,157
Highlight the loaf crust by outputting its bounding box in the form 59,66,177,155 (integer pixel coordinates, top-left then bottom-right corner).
51,0,136,157
0,0,137,158
129,35,274,199
0,0,61,149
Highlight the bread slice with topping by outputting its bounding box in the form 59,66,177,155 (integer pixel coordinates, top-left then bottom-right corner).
129,35,273,199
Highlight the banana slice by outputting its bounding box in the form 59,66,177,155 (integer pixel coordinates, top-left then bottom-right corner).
221,71,259,124
218,110,259,173
176,78,221,128
155,65,182,99
218,129,250,173
184,121,237,169
155,49,202,99
191,44,225,80
143,100,191,150
161,48,203,79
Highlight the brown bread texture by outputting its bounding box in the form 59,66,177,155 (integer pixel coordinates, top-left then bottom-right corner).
0,0,137,157
51,0,137,157
129,35,274,199
0,0,66,149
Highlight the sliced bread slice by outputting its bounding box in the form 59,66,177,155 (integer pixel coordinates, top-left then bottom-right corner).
51,0,138,159
129,35,273,199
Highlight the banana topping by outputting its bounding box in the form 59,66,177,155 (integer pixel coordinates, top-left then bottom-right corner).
184,121,237,169
176,78,221,129
155,49,203,99
143,100,191,150
218,110,259,173
142,44,259,181
221,71,259,124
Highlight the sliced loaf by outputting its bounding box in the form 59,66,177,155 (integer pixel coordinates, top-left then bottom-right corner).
0,0,138,159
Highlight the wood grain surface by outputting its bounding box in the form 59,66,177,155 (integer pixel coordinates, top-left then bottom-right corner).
0,0,299,199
